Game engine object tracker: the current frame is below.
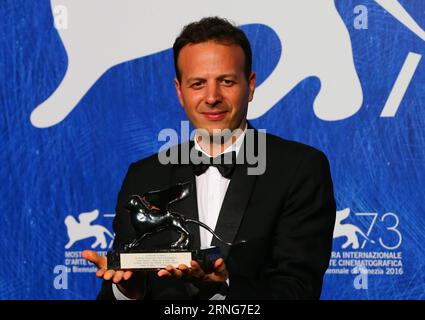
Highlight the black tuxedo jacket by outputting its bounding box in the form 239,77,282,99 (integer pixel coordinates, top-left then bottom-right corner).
97,127,336,300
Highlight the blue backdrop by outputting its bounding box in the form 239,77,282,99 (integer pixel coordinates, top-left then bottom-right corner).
0,0,424,299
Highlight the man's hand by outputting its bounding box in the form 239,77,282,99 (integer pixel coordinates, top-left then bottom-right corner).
82,250,145,299
157,258,228,282
82,250,133,283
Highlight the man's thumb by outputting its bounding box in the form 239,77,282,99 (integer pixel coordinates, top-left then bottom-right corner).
214,258,228,277
82,250,106,269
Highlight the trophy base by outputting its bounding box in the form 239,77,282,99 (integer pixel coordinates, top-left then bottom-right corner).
107,247,221,272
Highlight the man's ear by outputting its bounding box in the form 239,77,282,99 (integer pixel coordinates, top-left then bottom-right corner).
174,78,185,107
248,72,257,102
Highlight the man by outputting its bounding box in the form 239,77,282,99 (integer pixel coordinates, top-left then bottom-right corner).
83,17,336,300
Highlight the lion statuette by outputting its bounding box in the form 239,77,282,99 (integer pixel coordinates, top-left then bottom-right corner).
123,181,237,251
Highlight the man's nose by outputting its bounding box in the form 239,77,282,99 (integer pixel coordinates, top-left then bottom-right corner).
205,82,222,106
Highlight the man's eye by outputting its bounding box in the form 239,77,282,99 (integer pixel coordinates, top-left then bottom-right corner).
221,79,234,86
190,83,202,89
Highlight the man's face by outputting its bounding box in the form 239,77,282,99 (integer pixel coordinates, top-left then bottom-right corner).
174,41,256,135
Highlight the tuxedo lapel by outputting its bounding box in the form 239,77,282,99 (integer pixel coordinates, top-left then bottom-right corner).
211,127,259,259
211,164,257,259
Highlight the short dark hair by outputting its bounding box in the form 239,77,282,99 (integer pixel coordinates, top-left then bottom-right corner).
173,17,252,82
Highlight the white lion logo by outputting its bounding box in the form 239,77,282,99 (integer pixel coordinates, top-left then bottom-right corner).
64,209,114,249
333,208,369,249
30,0,425,128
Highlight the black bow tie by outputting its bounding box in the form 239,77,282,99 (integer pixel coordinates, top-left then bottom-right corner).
191,151,237,179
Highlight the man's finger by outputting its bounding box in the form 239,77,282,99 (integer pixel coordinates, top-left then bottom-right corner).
210,258,228,281
157,265,186,278
157,265,176,277
214,258,224,269
214,258,226,274
96,268,106,278
190,260,201,270
157,269,171,277
123,271,133,280
167,265,183,278
113,270,125,283
178,264,188,272
190,260,205,279
103,269,116,281
177,264,191,277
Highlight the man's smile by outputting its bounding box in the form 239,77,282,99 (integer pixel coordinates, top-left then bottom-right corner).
201,111,228,121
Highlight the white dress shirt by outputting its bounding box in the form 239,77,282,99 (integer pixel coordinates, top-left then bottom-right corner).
113,125,247,300
194,127,247,249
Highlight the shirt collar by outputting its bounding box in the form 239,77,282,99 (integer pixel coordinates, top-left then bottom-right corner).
193,124,247,158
